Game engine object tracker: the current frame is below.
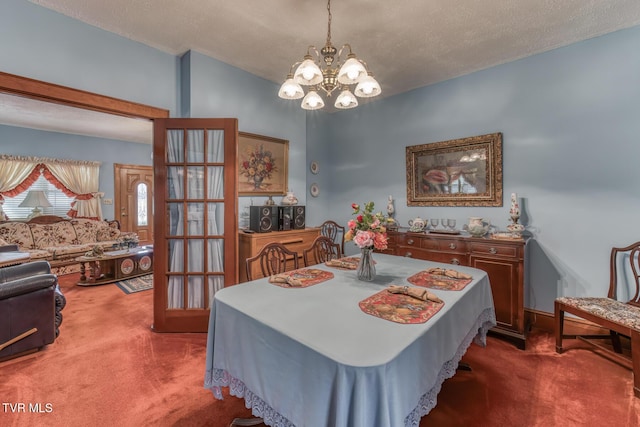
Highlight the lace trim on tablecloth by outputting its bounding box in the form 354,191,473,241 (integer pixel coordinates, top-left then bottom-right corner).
404,306,497,426
204,307,496,427
204,369,295,427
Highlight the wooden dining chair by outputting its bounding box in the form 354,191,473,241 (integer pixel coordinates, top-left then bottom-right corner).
245,242,299,281
555,241,640,398
319,220,345,255
303,236,342,267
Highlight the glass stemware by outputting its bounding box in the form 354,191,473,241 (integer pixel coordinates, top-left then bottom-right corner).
430,218,439,230
440,218,447,230
447,219,457,230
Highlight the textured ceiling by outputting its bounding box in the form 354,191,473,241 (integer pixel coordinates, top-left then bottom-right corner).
4,0,640,143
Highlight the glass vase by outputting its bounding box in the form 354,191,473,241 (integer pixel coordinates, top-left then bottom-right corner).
357,247,376,281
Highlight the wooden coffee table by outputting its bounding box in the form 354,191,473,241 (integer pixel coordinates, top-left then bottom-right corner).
76,245,153,286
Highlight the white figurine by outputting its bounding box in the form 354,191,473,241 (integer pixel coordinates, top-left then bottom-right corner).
387,195,395,217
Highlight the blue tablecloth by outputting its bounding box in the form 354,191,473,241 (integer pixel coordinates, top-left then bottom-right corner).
205,254,496,427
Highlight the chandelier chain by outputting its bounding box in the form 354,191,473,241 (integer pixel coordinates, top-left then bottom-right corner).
326,0,332,45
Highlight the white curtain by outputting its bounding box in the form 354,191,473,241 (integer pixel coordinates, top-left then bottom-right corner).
167,130,225,309
0,156,38,193
47,162,103,219
0,156,38,219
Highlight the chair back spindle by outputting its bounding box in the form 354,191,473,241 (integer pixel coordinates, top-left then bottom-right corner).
245,242,299,281
319,220,345,255
609,242,640,306
303,236,342,267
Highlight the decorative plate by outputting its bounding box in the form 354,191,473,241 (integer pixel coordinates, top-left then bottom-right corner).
310,161,320,174
120,258,134,275
310,182,320,197
139,255,152,271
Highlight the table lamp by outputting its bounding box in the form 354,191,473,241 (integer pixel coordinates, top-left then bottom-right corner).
19,190,52,219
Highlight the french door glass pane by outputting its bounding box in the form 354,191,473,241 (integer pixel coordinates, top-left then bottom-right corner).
207,130,224,162
188,240,204,272
207,202,223,235
187,130,204,162
187,203,205,235
168,239,184,273
167,130,184,162
186,167,204,199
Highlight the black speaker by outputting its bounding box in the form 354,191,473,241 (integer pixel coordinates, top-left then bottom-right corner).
293,205,306,229
249,206,278,233
278,206,293,231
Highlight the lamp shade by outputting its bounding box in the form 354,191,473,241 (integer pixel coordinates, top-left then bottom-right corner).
337,56,367,85
278,76,305,100
334,89,358,109
354,74,382,98
294,58,323,86
19,190,52,208
301,90,325,110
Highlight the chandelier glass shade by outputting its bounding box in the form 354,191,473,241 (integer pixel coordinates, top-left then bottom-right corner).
278,0,381,110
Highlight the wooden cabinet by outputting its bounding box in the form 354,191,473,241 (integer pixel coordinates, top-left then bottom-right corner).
238,228,320,283
385,230,528,348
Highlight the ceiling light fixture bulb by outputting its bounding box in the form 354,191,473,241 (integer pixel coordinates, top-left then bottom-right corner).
301,90,325,110
354,73,381,98
337,55,367,85
334,89,358,109
294,56,323,86
278,75,304,99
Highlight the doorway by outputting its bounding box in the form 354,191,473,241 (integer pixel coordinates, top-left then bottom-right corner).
114,164,153,243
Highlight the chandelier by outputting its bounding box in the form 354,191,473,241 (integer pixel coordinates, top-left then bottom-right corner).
278,0,381,110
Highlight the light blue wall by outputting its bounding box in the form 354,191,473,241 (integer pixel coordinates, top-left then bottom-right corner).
309,25,640,315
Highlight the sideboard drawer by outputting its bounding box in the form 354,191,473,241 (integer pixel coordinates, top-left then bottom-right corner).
431,238,466,253
397,246,467,266
469,242,518,258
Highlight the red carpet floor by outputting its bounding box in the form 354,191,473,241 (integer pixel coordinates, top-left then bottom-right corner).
1,274,639,426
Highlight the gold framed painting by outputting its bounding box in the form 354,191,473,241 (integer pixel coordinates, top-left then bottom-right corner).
238,132,289,195
406,133,503,206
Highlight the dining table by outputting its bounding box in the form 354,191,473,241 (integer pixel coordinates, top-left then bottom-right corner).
204,253,496,427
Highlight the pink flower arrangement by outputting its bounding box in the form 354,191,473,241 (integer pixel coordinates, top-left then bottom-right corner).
345,202,388,250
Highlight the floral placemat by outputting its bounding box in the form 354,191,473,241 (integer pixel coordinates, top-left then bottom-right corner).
359,288,444,324
407,270,473,291
324,256,360,270
268,268,334,288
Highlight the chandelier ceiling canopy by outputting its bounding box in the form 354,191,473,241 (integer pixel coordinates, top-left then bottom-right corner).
278,0,381,111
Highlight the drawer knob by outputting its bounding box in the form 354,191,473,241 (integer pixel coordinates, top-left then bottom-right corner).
450,258,460,265
407,239,414,245
489,247,497,254
404,252,413,257
449,243,456,249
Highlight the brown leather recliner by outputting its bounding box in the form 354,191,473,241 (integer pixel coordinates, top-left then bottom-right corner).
0,259,66,361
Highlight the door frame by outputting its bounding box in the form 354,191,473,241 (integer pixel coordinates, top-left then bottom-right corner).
0,71,169,120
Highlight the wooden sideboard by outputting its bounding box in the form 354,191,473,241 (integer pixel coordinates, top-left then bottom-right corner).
238,228,320,283
382,230,528,349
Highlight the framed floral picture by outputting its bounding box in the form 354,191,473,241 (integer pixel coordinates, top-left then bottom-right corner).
406,133,503,206
238,132,289,195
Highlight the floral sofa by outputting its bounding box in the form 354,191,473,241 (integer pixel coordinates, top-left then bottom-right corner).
0,216,135,275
